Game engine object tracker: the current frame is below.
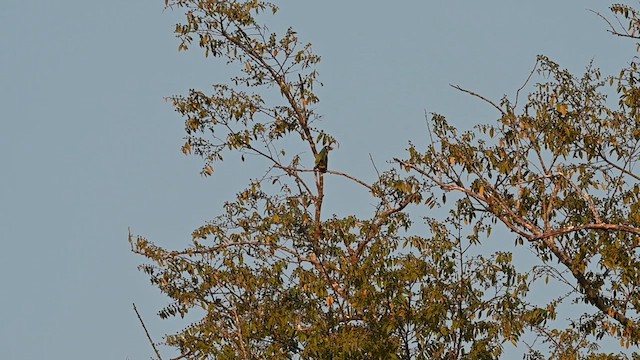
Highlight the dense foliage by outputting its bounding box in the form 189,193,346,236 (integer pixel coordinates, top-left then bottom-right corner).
131,2,640,358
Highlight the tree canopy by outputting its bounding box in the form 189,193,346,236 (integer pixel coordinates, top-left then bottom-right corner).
131,2,640,358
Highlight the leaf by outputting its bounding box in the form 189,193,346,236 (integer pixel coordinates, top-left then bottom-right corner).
182,142,192,156
202,165,214,177
325,296,334,307
556,103,568,117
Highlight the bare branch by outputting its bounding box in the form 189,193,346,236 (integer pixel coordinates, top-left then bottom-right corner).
532,223,640,242
589,9,624,35
514,58,540,109
326,169,373,191
369,153,381,179
133,303,163,360
589,9,640,39
450,84,505,116
598,149,640,181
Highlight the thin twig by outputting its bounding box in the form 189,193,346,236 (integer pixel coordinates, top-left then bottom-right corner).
133,303,163,360
325,169,373,191
589,9,621,35
514,58,540,109
424,110,435,146
369,153,381,179
170,351,193,360
450,84,505,115
589,9,639,39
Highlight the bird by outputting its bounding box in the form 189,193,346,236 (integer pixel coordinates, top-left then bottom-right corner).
314,145,333,173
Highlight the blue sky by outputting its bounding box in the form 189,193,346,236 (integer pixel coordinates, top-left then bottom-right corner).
0,1,636,359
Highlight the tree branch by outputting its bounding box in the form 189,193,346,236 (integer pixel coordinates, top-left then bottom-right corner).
133,303,163,360
450,84,505,116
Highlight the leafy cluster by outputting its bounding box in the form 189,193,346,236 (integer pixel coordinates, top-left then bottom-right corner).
132,1,640,359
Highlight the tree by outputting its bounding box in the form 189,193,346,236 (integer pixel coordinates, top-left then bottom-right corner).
131,1,640,359
397,5,640,357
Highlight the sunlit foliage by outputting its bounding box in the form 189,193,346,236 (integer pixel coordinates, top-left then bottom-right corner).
132,2,640,359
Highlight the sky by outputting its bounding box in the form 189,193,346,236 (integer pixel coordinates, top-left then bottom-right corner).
0,1,637,359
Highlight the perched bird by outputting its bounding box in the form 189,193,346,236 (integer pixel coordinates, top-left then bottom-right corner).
314,145,333,173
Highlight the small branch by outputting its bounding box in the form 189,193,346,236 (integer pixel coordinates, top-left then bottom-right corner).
133,303,163,360
394,158,538,239
355,193,414,259
514,58,540,109
589,9,623,35
450,84,505,116
326,169,373,191
531,223,640,242
424,110,436,146
231,308,250,360
170,351,193,360
369,153,381,179
589,9,640,39
556,171,602,224
598,150,640,181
